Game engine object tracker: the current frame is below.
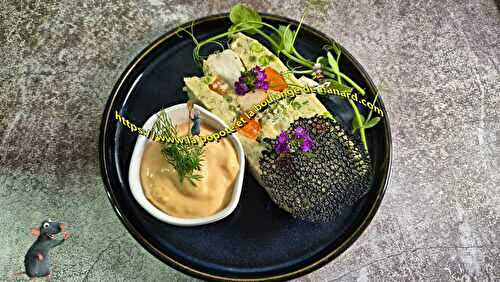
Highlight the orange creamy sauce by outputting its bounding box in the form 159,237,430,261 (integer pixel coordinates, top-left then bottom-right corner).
140,123,239,219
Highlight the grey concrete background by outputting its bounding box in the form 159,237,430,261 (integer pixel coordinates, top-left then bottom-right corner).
0,0,498,281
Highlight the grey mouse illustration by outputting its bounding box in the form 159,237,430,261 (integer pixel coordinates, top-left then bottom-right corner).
14,220,69,280
190,109,201,136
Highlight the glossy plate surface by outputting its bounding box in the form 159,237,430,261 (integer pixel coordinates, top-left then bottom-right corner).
99,14,392,281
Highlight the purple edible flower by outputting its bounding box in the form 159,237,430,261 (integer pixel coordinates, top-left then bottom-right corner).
300,136,314,152
275,142,290,154
262,81,270,91
277,131,289,143
274,128,314,154
254,66,267,81
255,80,269,91
278,131,289,143
235,66,269,95
235,80,249,96
274,131,290,154
294,127,307,139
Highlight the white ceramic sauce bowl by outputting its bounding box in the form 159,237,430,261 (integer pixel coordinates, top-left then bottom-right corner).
128,103,245,226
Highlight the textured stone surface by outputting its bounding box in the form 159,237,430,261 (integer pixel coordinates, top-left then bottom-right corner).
0,0,498,281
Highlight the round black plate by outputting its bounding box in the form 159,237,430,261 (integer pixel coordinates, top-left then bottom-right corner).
99,14,392,281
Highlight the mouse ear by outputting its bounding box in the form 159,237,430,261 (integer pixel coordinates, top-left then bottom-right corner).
31,228,40,237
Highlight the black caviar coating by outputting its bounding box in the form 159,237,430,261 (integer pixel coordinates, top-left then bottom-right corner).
259,115,373,223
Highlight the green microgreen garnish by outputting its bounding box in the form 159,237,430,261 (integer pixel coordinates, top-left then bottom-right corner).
152,111,204,186
351,81,386,151
271,24,294,55
229,3,263,33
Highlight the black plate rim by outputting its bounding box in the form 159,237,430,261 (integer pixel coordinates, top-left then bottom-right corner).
99,13,393,282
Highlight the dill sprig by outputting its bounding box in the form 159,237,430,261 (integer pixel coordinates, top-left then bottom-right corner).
152,111,204,186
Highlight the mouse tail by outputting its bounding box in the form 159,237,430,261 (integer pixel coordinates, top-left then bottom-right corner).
11,271,26,277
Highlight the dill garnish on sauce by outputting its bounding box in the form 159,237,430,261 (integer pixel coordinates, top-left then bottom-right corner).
151,111,204,186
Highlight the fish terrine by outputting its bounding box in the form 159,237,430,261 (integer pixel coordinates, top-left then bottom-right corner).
184,33,371,222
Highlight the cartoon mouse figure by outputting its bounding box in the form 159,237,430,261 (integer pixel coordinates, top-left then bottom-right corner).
190,109,201,136
14,220,69,280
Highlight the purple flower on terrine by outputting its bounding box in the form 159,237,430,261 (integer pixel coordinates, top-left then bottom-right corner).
235,79,249,96
275,131,290,154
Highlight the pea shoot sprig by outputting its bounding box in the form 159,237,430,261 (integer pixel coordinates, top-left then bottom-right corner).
176,2,383,152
